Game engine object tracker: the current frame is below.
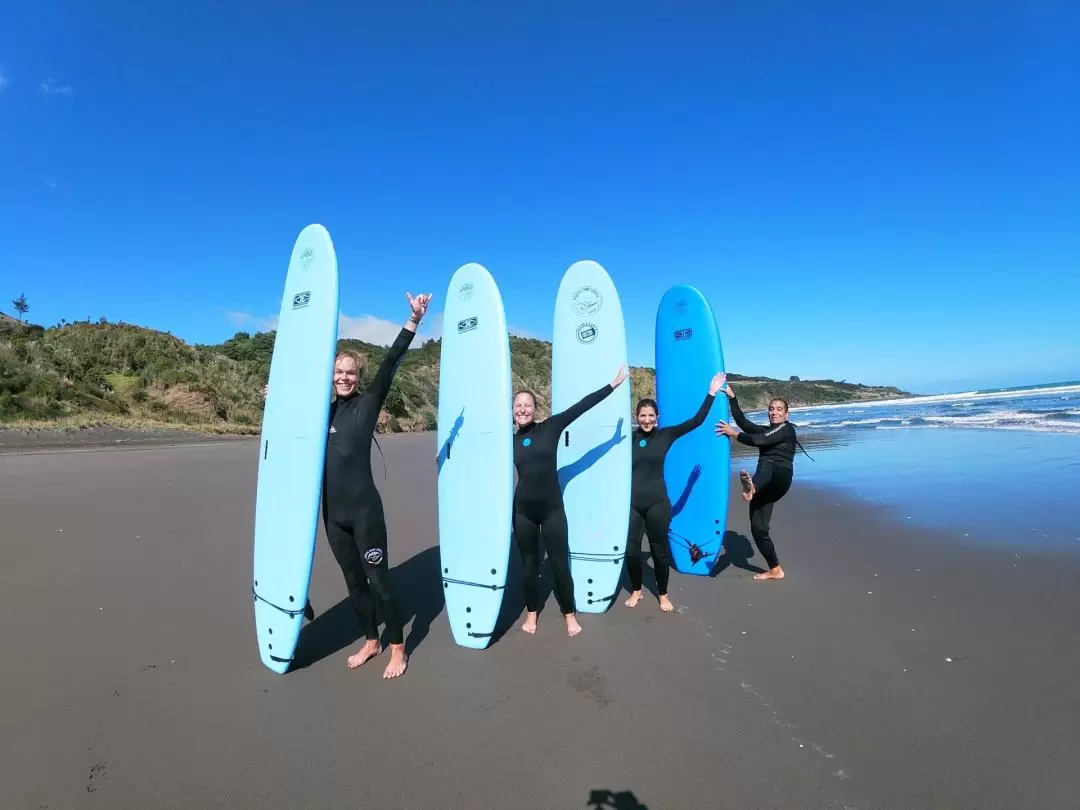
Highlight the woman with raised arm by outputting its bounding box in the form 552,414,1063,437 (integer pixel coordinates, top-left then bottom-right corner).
271,291,432,679
512,365,630,637
625,371,724,611
714,380,797,581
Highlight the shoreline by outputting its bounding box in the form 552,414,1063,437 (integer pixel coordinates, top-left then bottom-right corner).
0,423,257,454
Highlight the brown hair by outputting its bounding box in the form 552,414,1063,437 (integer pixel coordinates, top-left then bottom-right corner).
769,397,789,413
636,398,658,415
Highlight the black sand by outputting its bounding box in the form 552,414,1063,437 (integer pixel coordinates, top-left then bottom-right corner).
2,433,1078,809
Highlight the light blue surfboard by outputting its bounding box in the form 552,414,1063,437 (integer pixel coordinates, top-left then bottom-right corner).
437,263,514,649
553,260,631,612
253,224,340,673
655,285,729,576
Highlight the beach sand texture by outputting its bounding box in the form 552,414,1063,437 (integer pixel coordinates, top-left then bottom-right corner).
2,432,1078,809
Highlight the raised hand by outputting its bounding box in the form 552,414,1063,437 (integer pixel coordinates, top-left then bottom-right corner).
406,292,433,321
716,373,734,399
610,365,629,389
708,372,725,396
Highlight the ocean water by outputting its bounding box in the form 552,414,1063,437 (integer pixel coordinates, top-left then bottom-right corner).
733,382,1080,554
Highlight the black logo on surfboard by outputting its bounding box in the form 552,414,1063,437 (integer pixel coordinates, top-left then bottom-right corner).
457,316,478,333
576,322,598,344
292,291,311,310
674,327,692,341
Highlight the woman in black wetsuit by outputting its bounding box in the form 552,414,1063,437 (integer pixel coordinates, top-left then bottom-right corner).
625,372,724,611
513,365,629,637
714,380,797,581
272,291,432,679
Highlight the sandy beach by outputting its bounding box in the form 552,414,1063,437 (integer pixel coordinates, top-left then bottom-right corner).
2,431,1078,809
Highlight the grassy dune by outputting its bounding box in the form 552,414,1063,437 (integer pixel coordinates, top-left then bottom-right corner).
0,315,910,435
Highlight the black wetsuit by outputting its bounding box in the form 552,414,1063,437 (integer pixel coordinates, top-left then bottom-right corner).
513,384,615,615
729,395,796,570
322,326,414,645
627,393,715,595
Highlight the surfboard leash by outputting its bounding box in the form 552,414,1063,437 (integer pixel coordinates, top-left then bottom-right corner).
568,551,625,564
373,435,388,479
440,576,507,592
252,588,308,618
667,529,723,567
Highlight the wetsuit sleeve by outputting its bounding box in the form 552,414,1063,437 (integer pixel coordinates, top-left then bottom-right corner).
549,384,615,433
365,328,416,411
729,396,765,434
737,422,794,448
665,393,715,440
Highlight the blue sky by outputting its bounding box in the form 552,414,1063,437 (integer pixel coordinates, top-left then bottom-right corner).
1,1,1077,394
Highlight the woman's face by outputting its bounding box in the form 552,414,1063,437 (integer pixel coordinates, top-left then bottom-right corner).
636,405,658,432
513,392,536,427
334,356,361,398
768,399,788,424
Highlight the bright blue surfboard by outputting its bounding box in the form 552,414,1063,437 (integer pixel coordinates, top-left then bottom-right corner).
437,263,514,649
655,285,729,576
552,260,631,612
253,224,340,673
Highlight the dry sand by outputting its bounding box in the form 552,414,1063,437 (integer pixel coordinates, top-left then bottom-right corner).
2,432,1078,809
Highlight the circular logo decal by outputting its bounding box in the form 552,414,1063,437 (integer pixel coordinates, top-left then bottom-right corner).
570,285,603,317
575,322,598,345
522,437,532,447
673,299,688,315
638,439,647,447
458,283,474,301
300,248,314,268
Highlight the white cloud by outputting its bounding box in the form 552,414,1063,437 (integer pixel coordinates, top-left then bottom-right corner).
225,310,278,331
337,314,408,345
223,309,440,346
509,324,539,339
39,78,73,97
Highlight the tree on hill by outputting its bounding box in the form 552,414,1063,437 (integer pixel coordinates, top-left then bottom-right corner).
12,293,29,321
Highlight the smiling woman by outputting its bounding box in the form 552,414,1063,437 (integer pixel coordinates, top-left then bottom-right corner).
331,350,366,399
260,291,433,679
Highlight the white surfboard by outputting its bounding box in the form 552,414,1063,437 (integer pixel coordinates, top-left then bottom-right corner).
253,224,339,673
436,263,514,648
552,260,631,613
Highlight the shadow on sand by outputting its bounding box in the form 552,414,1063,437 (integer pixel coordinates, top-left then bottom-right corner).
587,789,648,809
292,545,445,669
710,530,766,576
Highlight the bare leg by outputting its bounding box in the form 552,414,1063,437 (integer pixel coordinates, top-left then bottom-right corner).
382,642,408,679
754,566,785,581
565,612,582,638
346,639,382,669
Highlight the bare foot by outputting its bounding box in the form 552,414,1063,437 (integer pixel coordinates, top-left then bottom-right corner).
658,594,674,612
740,470,755,502
346,639,382,669
754,566,785,581
382,643,408,679
521,611,538,634
565,613,583,638
624,590,643,608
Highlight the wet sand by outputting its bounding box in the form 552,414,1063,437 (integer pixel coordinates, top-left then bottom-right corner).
2,433,1078,809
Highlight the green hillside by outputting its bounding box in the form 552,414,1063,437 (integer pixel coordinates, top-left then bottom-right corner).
0,315,911,434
